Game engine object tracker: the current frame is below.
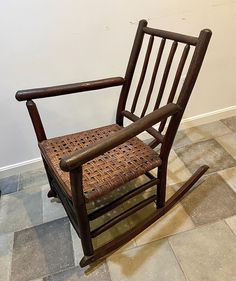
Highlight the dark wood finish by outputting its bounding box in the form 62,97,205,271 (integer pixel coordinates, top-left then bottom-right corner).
80,165,209,267
16,77,124,101
141,38,166,117
160,29,212,162
116,20,147,126
154,41,178,110
91,195,156,238
70,167,94,256
159,44,190,132
88,178,159,221
143,26,198,46
145,171,156,180
131,35,154,113
148,138,160,149
122,110,164,143
47,189,57,198
26,100,46,142
16,20,212,268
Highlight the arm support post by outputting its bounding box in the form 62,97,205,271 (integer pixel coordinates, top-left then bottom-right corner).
26,100,46,142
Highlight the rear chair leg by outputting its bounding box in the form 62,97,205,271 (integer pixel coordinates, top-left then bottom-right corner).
156,162,167,208
42,158,58,198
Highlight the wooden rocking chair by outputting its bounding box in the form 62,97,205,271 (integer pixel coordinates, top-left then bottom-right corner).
16,20,212,267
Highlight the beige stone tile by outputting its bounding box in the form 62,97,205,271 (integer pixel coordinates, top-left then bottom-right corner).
180,173,236,226
11,218,74,281
169,221,236,281
70,224,84,267
173,130,193,149
43,263,111,281
221,116,236,132
167,150,192,185
41,185,66,223
218,166,236,193
107,239,186,281
216,132,236,160
0,233,13,281
91,207,136,252
184,121,232,143
175,139,236,175
0,187,43,234
70,217,136,268
225,215,236,235
123,186,195,246
134,203,195,246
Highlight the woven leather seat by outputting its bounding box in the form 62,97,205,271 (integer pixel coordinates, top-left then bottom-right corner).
39,124,162,201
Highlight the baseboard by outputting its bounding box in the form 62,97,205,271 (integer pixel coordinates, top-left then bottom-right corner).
140,105,236,140
180,105,236,130
0,157,43,179
1,105,235,177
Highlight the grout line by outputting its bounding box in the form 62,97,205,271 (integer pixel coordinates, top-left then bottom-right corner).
167,239,190,281
224,218,236,237
16,173,20,192
8,233,14,281
104,262,113,281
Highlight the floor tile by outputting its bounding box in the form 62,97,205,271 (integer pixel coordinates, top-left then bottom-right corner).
70,213,135,268
0,233,14,281
175,139,236,175
11,218,74,281
169,221,236,281
107,239,186,281
179,173,236,226
0,175,19,195
184,121,232,143
43,263,111,281
0,187,43,234
167,150,192,185
19,168,48,190
70,224,84,267
91,205,136,252
225,215,236,235
173,130,193,149
221,116,236,132
216,132,236,159
134,203,194,246
123,186,195,246
41,185,66,223
218,166,236,193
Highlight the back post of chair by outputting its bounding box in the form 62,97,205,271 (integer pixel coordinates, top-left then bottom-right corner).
116,20,212,207
116,19,148,126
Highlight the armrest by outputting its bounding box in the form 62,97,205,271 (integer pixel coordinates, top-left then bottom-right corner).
60,103,181,171
15,77,125,101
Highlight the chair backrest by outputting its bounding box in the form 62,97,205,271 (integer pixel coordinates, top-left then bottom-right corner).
116,19,212,160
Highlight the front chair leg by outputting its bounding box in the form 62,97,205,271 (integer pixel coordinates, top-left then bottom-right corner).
70,167,94,260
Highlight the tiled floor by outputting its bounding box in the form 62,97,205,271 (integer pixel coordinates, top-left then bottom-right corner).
0,115,236,281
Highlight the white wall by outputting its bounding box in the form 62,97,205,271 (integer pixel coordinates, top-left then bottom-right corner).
0,0,236,168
